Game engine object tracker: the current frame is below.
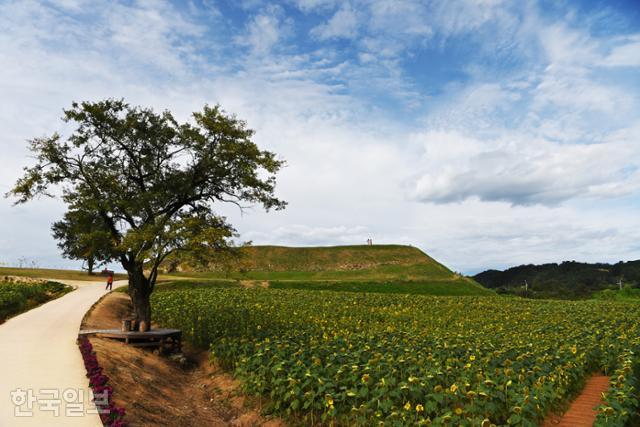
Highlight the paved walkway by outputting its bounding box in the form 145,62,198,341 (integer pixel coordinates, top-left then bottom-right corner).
543,374,610,427
0,279,126,426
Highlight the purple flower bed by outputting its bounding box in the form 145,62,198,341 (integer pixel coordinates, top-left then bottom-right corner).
78,337,127,427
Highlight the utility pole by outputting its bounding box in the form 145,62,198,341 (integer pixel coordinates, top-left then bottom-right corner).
524,280,528,296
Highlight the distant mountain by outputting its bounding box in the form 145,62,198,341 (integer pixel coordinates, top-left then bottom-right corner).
473,260,640,299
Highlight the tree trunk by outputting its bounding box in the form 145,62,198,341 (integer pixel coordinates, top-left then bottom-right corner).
166,259,179,273
128,266,152,331
87,257,94,275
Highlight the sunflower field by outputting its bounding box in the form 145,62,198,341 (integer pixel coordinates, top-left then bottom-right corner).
0,279,71,322
151,286,640,426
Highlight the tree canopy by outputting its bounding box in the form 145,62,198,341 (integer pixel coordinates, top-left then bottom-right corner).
9,99,286,329
51,208,115,274
473,259,640,299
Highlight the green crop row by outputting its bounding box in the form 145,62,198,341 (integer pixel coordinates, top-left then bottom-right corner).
151,287,640,426
268,278,493,296
0,280,71,322
596,349,640,426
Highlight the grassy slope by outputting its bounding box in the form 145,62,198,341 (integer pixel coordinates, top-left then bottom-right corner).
0,246,492,296
0,267,126,282
168,245,493,296
172,245,453,279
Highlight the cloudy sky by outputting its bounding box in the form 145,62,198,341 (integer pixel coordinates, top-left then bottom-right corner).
1,0,639,274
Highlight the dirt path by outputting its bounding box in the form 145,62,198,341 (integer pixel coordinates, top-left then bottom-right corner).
0,279,125,426
83,292,285,426
543,374,610,427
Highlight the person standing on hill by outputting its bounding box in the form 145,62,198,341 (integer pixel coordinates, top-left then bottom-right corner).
105,273,113,291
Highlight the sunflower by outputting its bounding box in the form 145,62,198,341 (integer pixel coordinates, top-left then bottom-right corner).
325,395,334,407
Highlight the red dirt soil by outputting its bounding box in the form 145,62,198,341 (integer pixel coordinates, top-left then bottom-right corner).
543,374,610,427
81,292,285,426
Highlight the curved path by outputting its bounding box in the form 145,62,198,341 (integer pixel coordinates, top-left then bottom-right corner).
0,279,126,426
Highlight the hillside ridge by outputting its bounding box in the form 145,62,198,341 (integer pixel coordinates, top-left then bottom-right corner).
222,244,451,272
474,259,640,299
168,244,493,296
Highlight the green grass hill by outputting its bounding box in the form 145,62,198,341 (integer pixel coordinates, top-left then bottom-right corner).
168,244,493,296
0,267,126,282
0,245,493,296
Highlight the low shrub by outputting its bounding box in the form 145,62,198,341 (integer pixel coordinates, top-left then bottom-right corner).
0,280,71,321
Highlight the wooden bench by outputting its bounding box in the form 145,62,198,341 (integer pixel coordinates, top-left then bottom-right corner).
79,328,182,353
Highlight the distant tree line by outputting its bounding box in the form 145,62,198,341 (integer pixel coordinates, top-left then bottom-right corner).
473,260,640,299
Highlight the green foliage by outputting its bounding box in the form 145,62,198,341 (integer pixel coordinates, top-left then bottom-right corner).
197,244,451,273
157,280,239,292
172,263,456,281
595,350,640,426
152,285,640,425
168,244,465,281
8,99,285,324
0,280,71,321
9,100,286,273
474,260,640,299
269,279,493,296
51,209,115,273
166,244,491,297
593,285,640,301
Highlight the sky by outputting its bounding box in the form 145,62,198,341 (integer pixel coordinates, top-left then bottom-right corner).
0,0,639,274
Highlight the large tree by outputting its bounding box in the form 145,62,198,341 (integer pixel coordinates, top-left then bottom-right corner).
9,99,286,330
51,208,115,274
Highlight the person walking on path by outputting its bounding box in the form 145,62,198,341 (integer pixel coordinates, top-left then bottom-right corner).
105,273,113,291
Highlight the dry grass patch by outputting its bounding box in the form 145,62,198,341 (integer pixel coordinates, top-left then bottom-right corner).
81,292,284,427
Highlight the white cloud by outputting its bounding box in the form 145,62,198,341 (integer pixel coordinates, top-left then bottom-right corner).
244,224,370,246
0,0,639,275
291,0,337,12
409,199,640,273
310,4,358,40
237,6,290,55
537,23,600,66
405,7,640,208
527,24,635,118
532,65,628,115
367,0,432,37
409,130,640,206
604,35,640,67
429,0,512,37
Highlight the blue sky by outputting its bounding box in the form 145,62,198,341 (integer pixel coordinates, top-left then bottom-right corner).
0,0,639,274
